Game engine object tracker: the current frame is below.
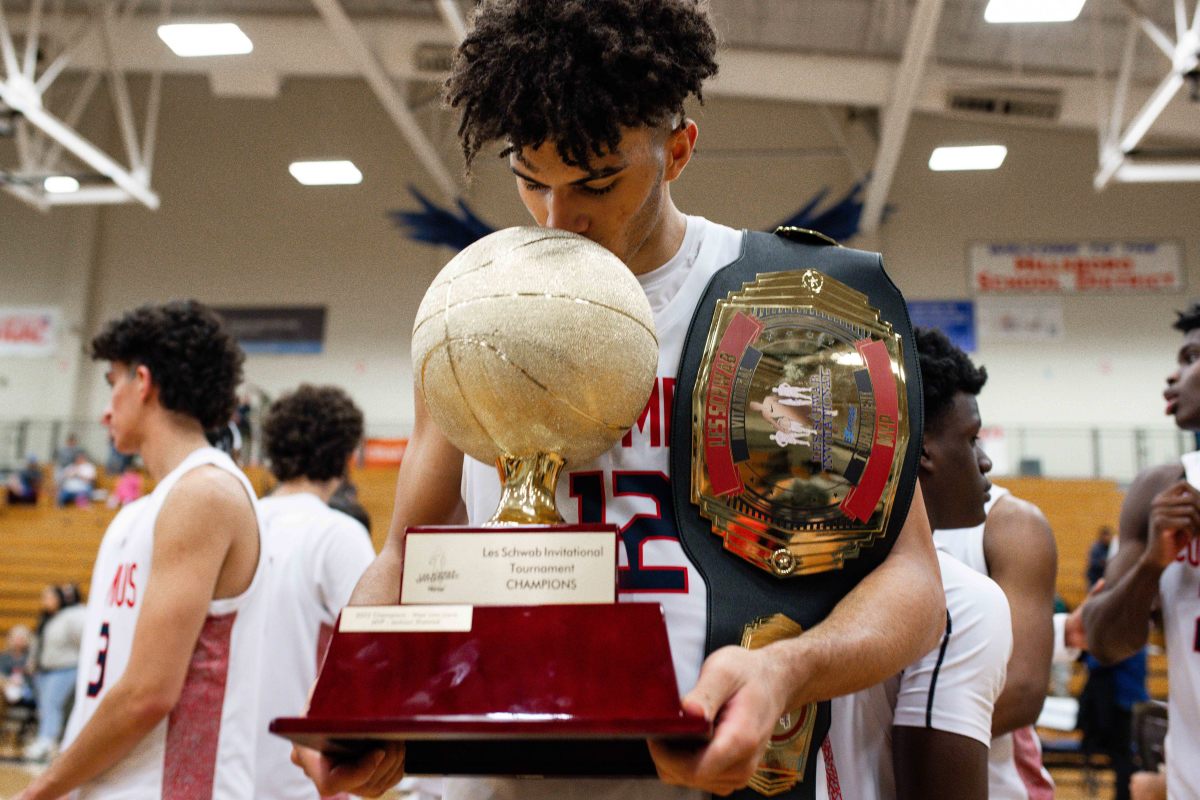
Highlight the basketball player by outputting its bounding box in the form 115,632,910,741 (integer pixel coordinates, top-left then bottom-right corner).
256,385,377,800
16,300,266,800
1083,303,1200,799
296,2,945,796
818,329,1015,800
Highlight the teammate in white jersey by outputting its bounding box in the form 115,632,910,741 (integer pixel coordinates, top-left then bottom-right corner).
296,2,945,796
255,385,377,800
819,327,1015,800
17,301,267,800
918,328,1060,800
1084,303,1200,800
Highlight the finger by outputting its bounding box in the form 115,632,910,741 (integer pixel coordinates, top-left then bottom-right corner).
323,750,386,794
647,737,704,786
681,649,744,723
1087,578,1106,596
357,743,406,797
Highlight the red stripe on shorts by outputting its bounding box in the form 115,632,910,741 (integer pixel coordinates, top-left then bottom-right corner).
163,613,236,799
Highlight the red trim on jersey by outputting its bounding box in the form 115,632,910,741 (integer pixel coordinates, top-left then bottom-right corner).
164,613,235,799
1011,725,1054,800
821,736,843,800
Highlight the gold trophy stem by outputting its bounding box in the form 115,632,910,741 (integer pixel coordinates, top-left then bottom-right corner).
488,452,566,525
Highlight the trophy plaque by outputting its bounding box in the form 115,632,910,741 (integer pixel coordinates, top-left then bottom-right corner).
670,229,924,798
271,227,710,776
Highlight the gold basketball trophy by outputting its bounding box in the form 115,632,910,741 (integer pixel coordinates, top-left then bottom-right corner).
271,227,710,776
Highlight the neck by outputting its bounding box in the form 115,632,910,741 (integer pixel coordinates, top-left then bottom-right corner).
625,195,687,276
273,477,341,503
136,413,211,481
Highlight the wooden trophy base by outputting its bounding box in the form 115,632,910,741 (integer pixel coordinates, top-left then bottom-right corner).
270,603,711,777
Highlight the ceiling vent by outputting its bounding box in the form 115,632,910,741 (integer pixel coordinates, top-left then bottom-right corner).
946,86,1062,122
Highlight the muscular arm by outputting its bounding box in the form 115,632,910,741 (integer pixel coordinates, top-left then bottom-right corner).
348,391,467,606
651,485,945,793
983,496,1057,735
1083,465,1187,664
893,728,988,800
20,468,255,800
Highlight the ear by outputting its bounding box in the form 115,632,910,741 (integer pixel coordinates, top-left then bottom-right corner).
919,444,936,474
133,364,155,404
663,119,698,183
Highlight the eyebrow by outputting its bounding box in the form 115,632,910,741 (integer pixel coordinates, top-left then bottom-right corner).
510,164,626,186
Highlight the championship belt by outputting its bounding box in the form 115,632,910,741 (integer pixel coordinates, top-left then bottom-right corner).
670,229,923,799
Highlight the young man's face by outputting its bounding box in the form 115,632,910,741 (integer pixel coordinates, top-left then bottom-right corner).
102,361,144,455
509,124,691,274
1165,328,1200,430
919,392,993,531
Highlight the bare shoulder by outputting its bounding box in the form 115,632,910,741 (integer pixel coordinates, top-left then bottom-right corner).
167,465,253,513
1126,462,1183,504
984,494,1056,576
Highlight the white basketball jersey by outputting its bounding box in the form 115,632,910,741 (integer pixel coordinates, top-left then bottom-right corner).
254,493,377,800
1167,452,1200,799
62,447,268,800
932,486,1056,800
815,552,1012,800
450,216,743,800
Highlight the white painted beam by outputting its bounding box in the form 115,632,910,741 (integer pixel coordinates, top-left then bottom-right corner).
861,0,945,235
309,0,460,202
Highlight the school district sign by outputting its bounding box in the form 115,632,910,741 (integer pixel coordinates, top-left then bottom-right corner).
970,241,1182,294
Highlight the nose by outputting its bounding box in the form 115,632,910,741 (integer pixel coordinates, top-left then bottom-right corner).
544,192,588,235
101,405,113,428
978,446,993,475
1167,368,1180,387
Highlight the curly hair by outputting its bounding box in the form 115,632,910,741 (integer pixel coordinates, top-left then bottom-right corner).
263,385,364,483
915,327,988,433
1173,303,1200,333
91,300,244,431
444,0,719,171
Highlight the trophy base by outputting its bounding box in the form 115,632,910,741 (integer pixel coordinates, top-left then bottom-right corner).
271,603,711,777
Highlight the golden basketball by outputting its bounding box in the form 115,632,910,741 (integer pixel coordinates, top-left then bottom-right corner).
411,226,659,468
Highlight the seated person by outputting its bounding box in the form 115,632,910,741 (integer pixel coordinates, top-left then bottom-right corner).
5,456,42,505
55,452,96,507
107,466,145,508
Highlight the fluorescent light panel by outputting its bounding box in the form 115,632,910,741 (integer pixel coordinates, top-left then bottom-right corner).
43,176,80,193
929,145,1008,172
288,160,363,186
984,0,1087,23
157,23,253,57
1114,162,1200,183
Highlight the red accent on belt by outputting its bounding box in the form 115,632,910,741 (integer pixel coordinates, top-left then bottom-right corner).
839,339,899,522
704,312,763,496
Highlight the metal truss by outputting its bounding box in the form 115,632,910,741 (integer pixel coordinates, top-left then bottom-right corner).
1094,0,1200,188
0,0,162,211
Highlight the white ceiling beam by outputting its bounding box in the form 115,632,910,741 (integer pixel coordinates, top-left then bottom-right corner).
309,0,459,202
860,0,945,235
435,0,467,43
5,13,1197,142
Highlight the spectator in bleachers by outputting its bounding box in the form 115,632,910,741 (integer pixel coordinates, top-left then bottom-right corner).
52,434,85,476
55,452,96,507
1087,525,1114,588
106,465,145,509
5,455,43,505
24,585,86,762
0,625,34,707
1078,647,1149,800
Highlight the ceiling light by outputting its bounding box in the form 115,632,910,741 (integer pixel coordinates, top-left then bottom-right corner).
1114,162,1200,182
157,23,253,57
984,0,1087,23
288,160,363,186
43,175,79,193
929,145,1008,171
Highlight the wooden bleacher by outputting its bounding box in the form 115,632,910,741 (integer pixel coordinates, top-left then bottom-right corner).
0,471,1168,700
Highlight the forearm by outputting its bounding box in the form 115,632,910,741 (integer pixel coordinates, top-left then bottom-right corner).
348,545,404,606
23,682,169,799
1083,558,1161,664
770,551,944,708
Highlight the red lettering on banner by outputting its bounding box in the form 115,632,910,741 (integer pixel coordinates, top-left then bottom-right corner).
0,317,50,344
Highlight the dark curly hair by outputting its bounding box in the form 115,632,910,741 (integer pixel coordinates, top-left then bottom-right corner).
444,0,719,171
915,327,988,433
263,385,364,483
1173,302,1200,333
91,300,244,431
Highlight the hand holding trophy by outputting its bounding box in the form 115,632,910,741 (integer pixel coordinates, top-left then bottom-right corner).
272,227,710,777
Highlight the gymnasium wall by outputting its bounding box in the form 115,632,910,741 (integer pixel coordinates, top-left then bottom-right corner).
2,74,1200,449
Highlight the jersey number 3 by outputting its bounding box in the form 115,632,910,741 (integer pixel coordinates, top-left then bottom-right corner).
86,622,110,697
570,471,687,593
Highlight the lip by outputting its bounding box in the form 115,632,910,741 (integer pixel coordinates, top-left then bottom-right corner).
1165,393,1179,416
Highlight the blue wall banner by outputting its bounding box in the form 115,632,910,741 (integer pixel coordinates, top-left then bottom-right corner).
214,306,326,354
907,300,976,352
